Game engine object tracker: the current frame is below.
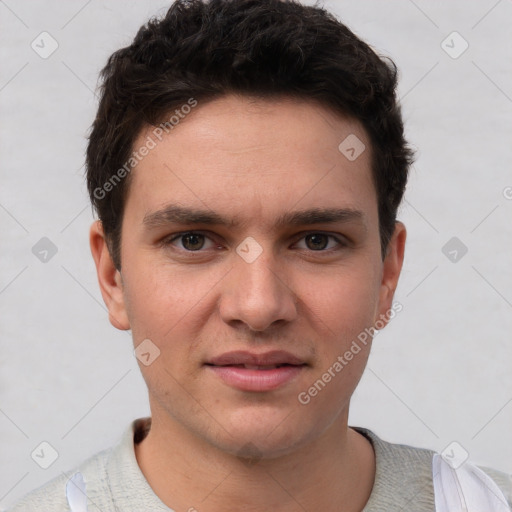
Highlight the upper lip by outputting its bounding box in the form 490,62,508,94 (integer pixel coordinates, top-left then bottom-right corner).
206,350,306,366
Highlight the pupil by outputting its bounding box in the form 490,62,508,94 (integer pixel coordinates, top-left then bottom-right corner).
183,234,204,251
306,234,327,250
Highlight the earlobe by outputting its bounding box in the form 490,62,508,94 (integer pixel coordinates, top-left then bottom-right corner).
89,221,130,331
375,222,406,328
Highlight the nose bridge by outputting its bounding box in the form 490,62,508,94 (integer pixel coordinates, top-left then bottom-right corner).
239,249,282,298
220,237,297,331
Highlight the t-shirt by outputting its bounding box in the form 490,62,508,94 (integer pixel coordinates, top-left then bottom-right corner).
6,417,512,511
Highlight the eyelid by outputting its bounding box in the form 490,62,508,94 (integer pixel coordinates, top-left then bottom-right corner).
163,230,219,250
292,232,348,250
162,230,348,252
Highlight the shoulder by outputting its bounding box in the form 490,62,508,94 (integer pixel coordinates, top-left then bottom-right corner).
354,427,437,511
5,445,113,512
353,426,512,511
475,464,512,508
354,426,437,478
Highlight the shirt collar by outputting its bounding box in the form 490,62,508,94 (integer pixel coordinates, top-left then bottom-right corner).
106,418,435,511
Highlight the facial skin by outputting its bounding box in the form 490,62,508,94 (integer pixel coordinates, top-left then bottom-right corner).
90,94,406,511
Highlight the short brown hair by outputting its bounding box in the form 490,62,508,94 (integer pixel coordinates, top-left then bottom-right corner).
86,0,415,269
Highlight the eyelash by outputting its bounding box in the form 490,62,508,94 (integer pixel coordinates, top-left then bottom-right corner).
161,231,347,254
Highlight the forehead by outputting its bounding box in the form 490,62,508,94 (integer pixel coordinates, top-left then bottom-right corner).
125,95,377,229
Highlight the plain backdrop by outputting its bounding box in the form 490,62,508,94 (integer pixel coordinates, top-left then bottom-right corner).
1,0,511,508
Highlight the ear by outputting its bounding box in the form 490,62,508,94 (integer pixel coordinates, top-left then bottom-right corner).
89,220,130,331
375,221,406,328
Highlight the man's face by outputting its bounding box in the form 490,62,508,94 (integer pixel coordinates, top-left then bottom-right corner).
96,95,404,458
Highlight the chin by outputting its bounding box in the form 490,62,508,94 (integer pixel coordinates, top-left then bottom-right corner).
219,432,306,462
212,407,315,460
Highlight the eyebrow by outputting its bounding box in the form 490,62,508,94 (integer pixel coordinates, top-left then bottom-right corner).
143,205,366,231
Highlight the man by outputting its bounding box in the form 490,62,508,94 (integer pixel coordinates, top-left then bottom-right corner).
7,0,511,510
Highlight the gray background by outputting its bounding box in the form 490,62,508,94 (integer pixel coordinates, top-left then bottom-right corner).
1,0,511,508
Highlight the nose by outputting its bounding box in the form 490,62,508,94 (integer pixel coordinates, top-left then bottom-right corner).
219,246,298,332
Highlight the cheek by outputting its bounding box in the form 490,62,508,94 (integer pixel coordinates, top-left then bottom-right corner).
299,262,381,342
295,272,377,420
122,257,219,350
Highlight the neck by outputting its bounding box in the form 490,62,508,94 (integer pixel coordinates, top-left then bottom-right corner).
134,411,375,512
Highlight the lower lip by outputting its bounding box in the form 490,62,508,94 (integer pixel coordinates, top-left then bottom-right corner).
206,365,305,392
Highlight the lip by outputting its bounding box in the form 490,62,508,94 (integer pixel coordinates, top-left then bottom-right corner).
205,350,307,392
207,350,306,367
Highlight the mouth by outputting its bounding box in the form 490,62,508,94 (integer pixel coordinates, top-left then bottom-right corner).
209,363,299,370
206,350,306,367
205,351,308,392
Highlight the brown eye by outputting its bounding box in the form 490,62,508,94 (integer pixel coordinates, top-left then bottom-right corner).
181,233,205,251
294,233,345,252
164,232,216,252
304,234,330,251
